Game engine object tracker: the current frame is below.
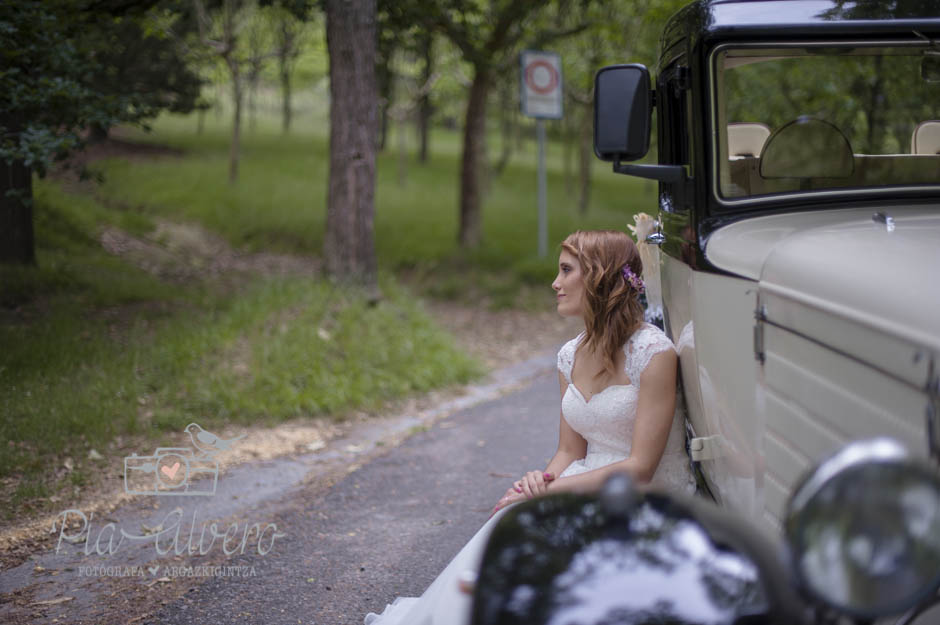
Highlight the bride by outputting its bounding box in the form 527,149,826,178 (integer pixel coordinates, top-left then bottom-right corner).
364,229,695,625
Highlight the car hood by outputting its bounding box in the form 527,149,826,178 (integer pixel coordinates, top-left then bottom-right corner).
705,206,940,352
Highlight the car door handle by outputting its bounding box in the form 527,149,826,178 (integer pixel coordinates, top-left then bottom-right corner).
645,232,666,246
690,435,726,462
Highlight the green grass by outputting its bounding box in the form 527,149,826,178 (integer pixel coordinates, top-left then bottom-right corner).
98,112,657,296
1,106,657,518
0,176,479,518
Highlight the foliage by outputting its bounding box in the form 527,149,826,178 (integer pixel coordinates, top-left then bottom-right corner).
84,9,206,136
724,48,940,154
0,0,202,176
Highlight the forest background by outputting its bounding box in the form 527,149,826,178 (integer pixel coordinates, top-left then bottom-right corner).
0,0,684,524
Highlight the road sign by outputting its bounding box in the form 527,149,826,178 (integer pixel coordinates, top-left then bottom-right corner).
520,51,563,119
519,50,563,257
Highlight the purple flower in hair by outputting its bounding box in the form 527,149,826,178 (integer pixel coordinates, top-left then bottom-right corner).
621,265,645,293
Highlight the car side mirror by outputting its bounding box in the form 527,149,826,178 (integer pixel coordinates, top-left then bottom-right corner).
593,64,652,162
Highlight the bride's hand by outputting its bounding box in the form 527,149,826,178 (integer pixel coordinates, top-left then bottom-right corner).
516,470,554,499
491,490,527,517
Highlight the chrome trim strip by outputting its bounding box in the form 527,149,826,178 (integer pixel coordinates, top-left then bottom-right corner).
707,40,939,210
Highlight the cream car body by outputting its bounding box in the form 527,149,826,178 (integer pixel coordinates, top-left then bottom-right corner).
593,0,940,535
679,207,940,532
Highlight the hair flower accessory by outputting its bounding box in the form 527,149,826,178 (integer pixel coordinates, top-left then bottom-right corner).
621,265,645,293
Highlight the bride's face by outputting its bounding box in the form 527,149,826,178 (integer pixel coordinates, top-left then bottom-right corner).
552,250,584,317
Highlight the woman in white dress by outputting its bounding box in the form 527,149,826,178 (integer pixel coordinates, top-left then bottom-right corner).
364,230,694,625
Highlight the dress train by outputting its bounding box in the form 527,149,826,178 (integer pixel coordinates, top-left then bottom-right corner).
363,504,516,625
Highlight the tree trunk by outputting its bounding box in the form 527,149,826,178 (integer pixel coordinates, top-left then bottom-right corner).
376,57,393,152
325,0,378,289
214,86,224,121
493,80,512,176
864,56,885,153
562,108,574,197
248,68,258,132
276,14,296,134
459,67,490,249
227,55,243,184
89,123,110,143
0,159,35,265
578,104,592,214
397,113,407,187
417,32,433,163
280,50,292,133
378,101,390,151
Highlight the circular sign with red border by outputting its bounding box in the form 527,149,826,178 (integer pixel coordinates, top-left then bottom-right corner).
525,60,559,95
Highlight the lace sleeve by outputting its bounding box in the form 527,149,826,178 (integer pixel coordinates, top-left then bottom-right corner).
556,334,581,383
625,324,676,386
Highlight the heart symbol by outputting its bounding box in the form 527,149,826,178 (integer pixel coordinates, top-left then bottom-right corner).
148,566,159,576
161,462,181,480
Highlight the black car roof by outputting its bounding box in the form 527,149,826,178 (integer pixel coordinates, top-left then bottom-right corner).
661,0,940,58
706,0,940,25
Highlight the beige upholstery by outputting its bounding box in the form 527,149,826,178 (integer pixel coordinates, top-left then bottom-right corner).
728,122,771,158
911,121,940,154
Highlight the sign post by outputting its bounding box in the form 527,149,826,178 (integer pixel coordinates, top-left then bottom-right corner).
520,50,563,258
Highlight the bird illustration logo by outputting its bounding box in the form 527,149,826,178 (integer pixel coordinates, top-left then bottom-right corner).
185,423,246,458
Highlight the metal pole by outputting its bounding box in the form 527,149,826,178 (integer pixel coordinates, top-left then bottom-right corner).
536,118,547,258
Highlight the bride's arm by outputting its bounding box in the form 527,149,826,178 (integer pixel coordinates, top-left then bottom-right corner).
545,349,677,494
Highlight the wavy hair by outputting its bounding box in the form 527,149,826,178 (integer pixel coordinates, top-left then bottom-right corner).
561,230,645,378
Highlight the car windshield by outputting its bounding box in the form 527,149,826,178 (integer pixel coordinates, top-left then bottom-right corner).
713,44,940,201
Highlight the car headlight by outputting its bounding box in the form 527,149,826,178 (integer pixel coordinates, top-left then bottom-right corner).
786,438,940,619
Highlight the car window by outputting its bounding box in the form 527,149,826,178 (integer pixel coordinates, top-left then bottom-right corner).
712,44,940,202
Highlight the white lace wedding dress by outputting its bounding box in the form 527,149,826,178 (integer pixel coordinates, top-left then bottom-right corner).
364,323,695,625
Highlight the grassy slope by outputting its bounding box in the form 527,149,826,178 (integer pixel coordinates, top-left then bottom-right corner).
0,183,479,515
100,113,657,285
0,110,656,516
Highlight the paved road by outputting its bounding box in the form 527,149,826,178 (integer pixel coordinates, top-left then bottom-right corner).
143,364,562,625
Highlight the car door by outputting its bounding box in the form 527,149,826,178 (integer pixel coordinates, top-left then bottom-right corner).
657,56,765,522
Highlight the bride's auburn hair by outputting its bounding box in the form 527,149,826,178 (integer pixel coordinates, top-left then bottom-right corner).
561,230,645,378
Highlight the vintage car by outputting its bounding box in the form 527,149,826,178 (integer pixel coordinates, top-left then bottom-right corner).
593,0,940,533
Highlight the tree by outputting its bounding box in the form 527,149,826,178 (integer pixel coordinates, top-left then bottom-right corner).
0,0,200,264
375,0,434,155
244,13,271,132
324,0,379,290
254,0,315,134
421,1,591,249
193,0,255,184
415,29,435,163
270,4,310,134
85,10,205,141
554,0,686,213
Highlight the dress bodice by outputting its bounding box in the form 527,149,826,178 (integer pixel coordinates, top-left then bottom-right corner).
555,323,695,494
